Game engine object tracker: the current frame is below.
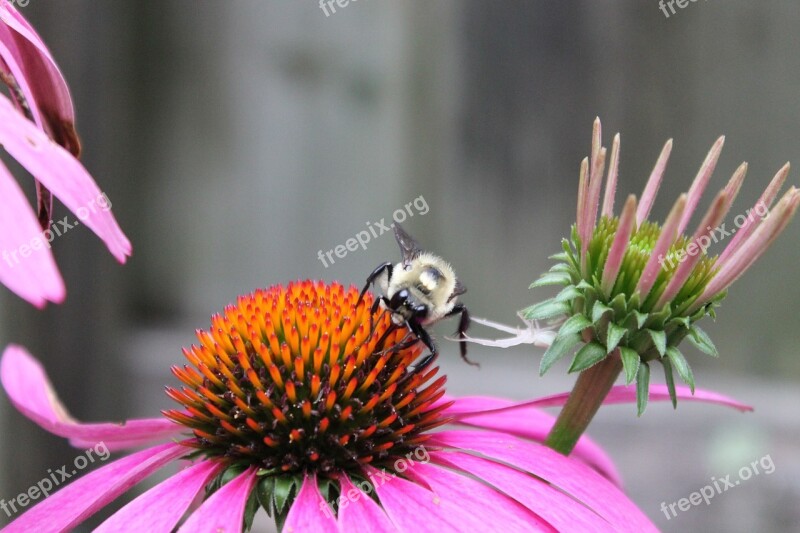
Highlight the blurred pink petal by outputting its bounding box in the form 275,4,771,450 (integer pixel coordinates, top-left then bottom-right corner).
432,450,614,531
337,475,398,532
430,430,657,532
406,461,553,530
0,1,78,154
0,95,131,262
284,473,338,533
95,460,223,533
177,467,258,533
478,383,752,413
4,442,186,533
442,395,621,485
0,159,64,306
1,345,183,451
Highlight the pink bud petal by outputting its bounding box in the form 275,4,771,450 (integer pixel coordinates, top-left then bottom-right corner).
636,139,672,224
718,162,790,264
601,133,620,217
636,193,686,298
677,136,725,235
601,194,637,296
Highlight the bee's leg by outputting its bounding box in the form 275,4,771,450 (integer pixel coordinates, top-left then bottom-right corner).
406,318,438,372
357,262,393,306
445,304,478,367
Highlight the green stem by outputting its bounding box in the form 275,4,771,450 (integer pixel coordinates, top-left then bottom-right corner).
545,352,623,455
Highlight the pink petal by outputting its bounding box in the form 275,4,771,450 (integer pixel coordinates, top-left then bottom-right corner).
0,96,131,262
431,450,613,531
0,2,78,153
178,467,258,533
95,459,223,533
0,157,64,306
337,475,398,532
585,146,607,242
718,162,790,264
369,463,551,532
4,442,187,533
283,473,338,533
601,133,620,217
443,384,752,415
576,156,590,258
442,395,621,486
655,190,728,310
636,139,672,224
635,193,686,297
699,186,800,304
677,136,725,235
1,345,184,450
430,430,657,532
721,162,748,213
601,194,637,297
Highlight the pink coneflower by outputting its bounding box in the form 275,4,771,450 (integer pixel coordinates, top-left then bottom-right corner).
0,281,750,531
0,0,130,307
487,119,797,414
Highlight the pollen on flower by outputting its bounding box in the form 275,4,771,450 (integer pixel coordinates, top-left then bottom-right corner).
164,280,451,475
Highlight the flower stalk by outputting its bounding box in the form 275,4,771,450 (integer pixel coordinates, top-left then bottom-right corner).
545,352,622,455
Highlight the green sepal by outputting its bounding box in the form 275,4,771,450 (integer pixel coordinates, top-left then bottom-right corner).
556,314,592,338
648,303,672,329
619,346,640,385
647,329,667,356
687,325,718,357
666,346,695,393
273,476,301,515
637,362,651,416
548,252,569,262
256,477,275,517
576,279,594,290
633,311,649,329
568,342,608,373
609,293,627,318
555,285,582,303
591,301,613,324
529,272,571,289
540,333,582,376
243,485,260,532
522,299,571,320
606,322,626,353
661,356,678,408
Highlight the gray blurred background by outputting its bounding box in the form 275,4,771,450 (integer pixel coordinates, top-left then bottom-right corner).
1,1,799,531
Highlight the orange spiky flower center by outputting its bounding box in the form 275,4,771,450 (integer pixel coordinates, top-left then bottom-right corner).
164,280,451,476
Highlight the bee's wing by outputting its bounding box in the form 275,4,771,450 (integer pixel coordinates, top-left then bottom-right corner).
452,278,467,297
393,223,423,267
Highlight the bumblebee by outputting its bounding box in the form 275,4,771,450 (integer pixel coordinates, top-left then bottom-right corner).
358,223,473,369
